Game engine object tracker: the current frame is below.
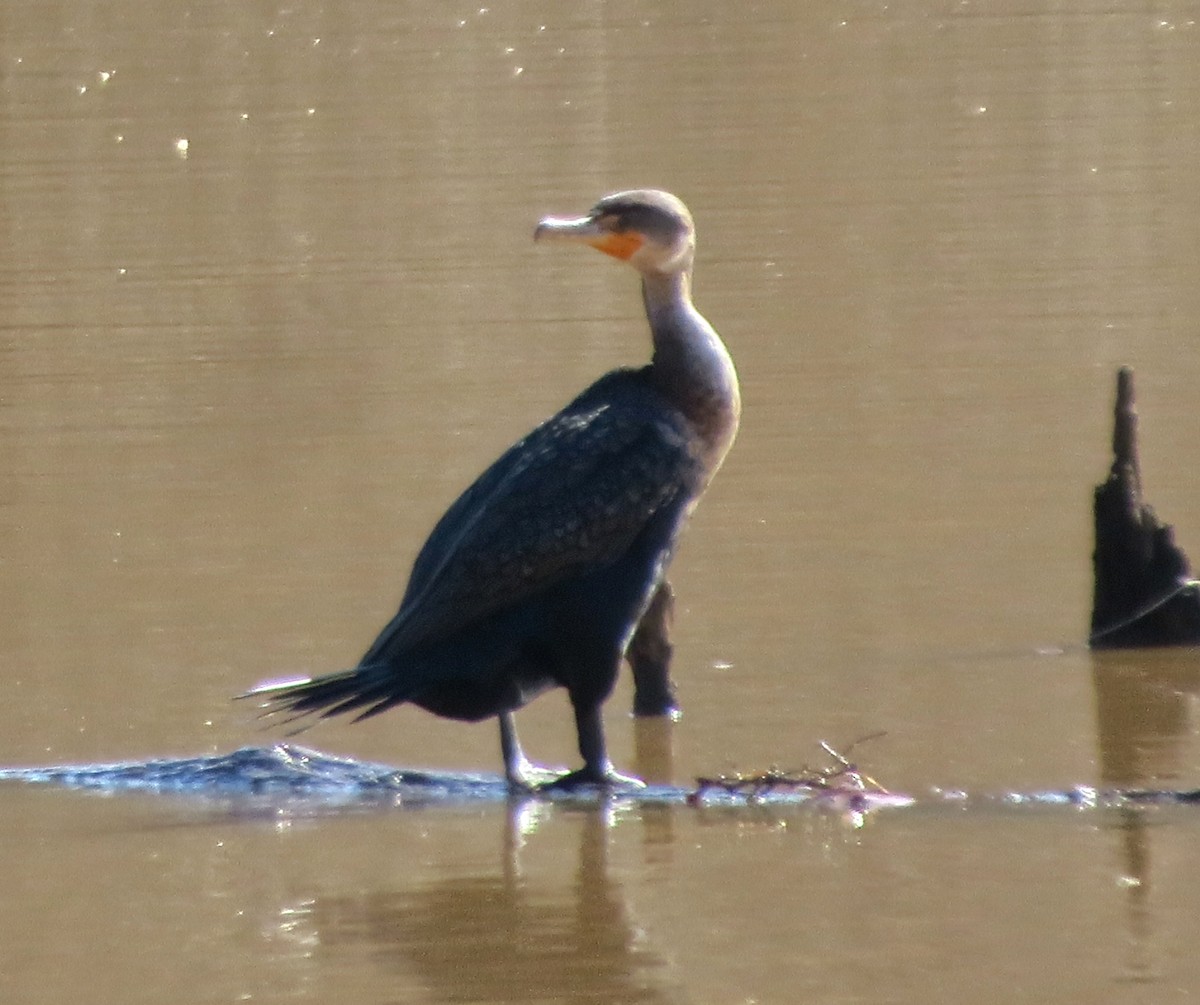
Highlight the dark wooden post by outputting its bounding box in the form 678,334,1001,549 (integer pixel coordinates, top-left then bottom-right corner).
1089,367,1200,647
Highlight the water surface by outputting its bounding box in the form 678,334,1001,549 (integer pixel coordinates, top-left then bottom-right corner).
3,2,1200,1002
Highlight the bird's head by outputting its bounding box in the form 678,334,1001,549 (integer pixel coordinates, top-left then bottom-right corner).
534,189,696,277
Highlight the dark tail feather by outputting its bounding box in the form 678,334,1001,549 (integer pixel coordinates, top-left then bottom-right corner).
236,664,413,729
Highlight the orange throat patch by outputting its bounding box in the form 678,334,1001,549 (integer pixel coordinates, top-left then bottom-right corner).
589,231,645,261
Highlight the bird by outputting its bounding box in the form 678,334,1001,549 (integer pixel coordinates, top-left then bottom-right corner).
240,189,740,789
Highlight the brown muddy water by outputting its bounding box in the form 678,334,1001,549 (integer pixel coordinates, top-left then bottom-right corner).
3,2,1200,1003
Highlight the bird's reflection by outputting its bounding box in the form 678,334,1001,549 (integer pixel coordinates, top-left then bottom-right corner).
311,801,686,1004
632,716,678,860
1091,647,1200,983
305,716,682,1001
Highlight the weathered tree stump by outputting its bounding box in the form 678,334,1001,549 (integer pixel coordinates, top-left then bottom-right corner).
1089,367,1200,647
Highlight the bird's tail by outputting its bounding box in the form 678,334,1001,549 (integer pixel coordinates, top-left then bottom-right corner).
236,664,412,729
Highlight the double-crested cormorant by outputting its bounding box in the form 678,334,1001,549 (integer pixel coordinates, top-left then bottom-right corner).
241,189,740,788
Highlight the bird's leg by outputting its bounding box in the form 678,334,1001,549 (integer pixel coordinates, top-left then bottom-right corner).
541,701,645,790
499,711,562,790
627,580,679,717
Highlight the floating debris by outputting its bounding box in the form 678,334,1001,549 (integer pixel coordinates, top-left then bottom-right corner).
688,733,892,814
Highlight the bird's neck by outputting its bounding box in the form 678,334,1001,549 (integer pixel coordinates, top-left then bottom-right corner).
642,270,741,474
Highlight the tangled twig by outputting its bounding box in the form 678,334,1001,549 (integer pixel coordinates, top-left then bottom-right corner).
687,732,889,805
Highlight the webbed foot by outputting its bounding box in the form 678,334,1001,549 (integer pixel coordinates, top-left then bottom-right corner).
500,712,567,792
505,756,569,793
539,764,646,792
